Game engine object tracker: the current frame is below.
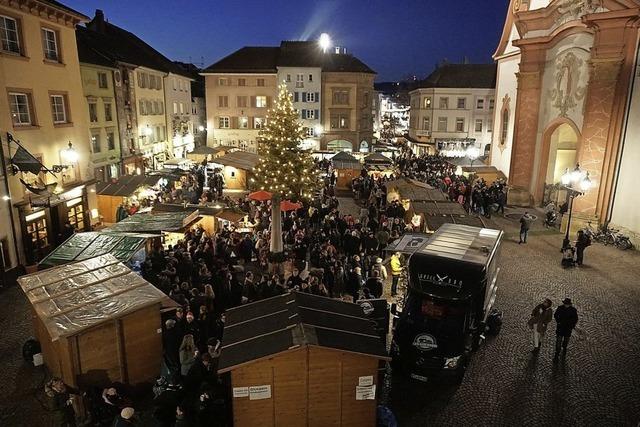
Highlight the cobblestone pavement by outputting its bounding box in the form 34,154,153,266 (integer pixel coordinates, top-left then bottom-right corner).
1,206,639,427
385,207,640,427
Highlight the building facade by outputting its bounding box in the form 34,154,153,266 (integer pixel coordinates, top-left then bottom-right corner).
79,63,121,182
0,0,97,271
134,66,168,170
203,41,375,153
278,66,322,150
490,0,640,240
408,64,497,155
321,71,375,152
166,72,195,158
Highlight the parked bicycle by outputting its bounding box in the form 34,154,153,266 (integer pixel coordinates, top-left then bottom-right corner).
583,221,633,250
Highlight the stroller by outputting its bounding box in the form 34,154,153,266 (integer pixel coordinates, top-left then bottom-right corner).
561,245,576,268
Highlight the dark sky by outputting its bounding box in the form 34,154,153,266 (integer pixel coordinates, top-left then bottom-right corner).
64,0,509,81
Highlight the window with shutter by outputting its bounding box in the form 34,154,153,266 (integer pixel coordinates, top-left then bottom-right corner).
301,92,306,103
315,92,319,102
294,92,299,102
315,109,319,119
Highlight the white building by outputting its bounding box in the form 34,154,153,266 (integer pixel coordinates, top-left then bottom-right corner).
408,64,497,155
165,72,195,158
278,66,322,150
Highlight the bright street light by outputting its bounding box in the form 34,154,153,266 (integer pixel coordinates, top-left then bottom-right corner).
61,142,78,164
198,125,205,132
319,33,331,52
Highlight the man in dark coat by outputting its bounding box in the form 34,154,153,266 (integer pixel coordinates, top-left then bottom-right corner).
163,319,182,377
575,230,591,266
553,298,579,360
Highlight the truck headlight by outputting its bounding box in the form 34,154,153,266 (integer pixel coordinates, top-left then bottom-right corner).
443,356,461,369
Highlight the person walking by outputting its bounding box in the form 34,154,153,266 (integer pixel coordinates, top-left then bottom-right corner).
527,298,553,352
390,252,403,297
575,230,591,266
519,211,533,244
553,298,579,361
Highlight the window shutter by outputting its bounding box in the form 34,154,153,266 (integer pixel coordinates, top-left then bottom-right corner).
315,109,319,119
267,96,272,108
294,92,299,102
231,117,238,129
249,117,254,129
302,92,307,102
214,116,219,128
315,92,319,102
300,109,305,119
250,96,256,108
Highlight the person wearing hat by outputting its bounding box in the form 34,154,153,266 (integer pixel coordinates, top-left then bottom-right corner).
553,298,579,360
113,407,135,426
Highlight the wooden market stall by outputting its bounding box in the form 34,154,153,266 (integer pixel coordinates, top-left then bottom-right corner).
460,165,507,184
218,292,389,427
186,145,233,163
331,151,362,190
18,254,177,388
410,200,486,232
38,231,159,269
104,210,202,248
211,151,259,190
384,178,446,205
96,175,161,224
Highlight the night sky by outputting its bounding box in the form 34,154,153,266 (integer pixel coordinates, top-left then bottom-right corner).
64,0,509,81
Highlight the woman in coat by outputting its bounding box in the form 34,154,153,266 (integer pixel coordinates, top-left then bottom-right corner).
179,334,197,377
527,299,553,351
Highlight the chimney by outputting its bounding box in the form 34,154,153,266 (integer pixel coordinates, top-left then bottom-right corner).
91,9,106,33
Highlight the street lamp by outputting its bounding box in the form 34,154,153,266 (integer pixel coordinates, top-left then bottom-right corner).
52,142,78,172
319,33,331,53
560,163,591,249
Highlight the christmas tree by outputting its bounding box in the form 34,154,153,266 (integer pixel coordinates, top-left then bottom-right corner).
253,83,321,200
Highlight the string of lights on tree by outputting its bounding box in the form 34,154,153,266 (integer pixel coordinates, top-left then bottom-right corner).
252,83,321,200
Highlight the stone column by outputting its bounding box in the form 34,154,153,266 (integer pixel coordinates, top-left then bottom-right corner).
507,62,544,206
573,59,622,215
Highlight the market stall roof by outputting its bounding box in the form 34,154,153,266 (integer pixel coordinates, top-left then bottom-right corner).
403,133,435,145
18,254,177,341
163,158,195,167
385,178,446,201
39,232,156,268
218,292,389,373
104,210,200,233
331,151,361,169
187,145,233,156
364,152,392,165
384,233,431,255
96,175,161,197
444,156,488,167
412,200,468,216
213,151,259,170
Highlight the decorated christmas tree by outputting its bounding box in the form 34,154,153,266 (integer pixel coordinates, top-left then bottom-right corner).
253,83,321,200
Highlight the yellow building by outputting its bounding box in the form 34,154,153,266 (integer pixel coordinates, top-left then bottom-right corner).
0,0,96,269
78,62,121,182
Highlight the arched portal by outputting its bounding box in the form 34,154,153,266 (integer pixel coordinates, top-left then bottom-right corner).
327,139,353,152
537,120,581,205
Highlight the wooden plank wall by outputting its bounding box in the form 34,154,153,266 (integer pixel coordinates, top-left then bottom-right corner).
231,348,308,427
120,304,163,384
76,321,121,387
308,347,379,427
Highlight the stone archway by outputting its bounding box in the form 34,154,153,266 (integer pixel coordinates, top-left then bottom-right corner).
327,139,354,152
535,118,581,205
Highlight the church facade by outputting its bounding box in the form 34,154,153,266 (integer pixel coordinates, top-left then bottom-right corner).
490,0,640,239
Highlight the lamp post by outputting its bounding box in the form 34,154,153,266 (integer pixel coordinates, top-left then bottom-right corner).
560,163,591,250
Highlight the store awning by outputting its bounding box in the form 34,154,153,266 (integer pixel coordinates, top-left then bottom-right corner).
39,231,156,268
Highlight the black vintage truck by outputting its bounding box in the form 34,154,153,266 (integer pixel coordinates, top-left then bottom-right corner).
390,223,503,382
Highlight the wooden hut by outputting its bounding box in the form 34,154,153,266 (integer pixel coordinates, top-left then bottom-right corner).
18,254,177,388
218,292,389,427
96,175,160,223
186,145,233,163
211,151,259,190
331,151,362,190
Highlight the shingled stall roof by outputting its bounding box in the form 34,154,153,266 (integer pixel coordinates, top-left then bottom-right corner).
18,254,176,341
202,41,375,74
77,11,193,78
415,63,497,89
96,175,161,197
364,152,393,165
104,210,200,233
385,178,447,201
213,151,259,170
39,232,155,268
412,201,486,231
218,292,389,372
331,151,361,169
